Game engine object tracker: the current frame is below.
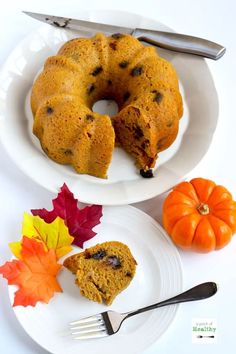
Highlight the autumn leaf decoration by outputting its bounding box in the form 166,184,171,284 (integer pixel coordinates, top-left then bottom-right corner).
0,183,103,307
9,213,74,260
0,237,62,307
31,183,103,248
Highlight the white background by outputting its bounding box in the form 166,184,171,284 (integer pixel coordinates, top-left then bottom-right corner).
0,0,235,353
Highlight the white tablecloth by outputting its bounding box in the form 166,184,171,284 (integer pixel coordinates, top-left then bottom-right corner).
0,0,235,353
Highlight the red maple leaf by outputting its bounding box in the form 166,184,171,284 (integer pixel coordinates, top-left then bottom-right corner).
31,183,103,248
0,237,62,307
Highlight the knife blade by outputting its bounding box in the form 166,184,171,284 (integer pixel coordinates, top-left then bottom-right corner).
23,11,134,35
23,11,226,60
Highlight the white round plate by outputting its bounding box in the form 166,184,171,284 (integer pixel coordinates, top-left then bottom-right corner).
9,206,183,354
0,10,219,205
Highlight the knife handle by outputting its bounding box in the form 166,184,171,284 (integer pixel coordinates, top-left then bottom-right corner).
133,28,226,60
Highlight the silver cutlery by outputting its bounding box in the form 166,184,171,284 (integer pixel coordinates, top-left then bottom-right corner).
69,282,217,339
23,11,226,60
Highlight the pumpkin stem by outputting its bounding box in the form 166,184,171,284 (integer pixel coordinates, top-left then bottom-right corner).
197,203,210,215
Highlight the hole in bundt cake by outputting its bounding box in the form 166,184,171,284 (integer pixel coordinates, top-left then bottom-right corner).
92,99,118,117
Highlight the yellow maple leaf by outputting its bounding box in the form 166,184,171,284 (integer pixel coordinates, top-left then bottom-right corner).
9,213,74,259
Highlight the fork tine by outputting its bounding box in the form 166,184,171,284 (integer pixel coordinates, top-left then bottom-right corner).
70,321,105,331
72,330,108,340
70,314,102,326
71,326,106,335
69,313,110,340
70,319,102,328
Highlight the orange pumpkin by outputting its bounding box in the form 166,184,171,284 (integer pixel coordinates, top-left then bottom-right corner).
163,178,236,252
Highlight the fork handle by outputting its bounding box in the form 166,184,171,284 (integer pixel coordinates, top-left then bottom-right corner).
133,28,226,60
125,282,217,319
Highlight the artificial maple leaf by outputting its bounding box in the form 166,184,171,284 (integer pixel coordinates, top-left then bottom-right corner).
9,213,73,259
0,237,62,307
31,183,103,248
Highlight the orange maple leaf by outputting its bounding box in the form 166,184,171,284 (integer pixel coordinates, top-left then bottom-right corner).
0,237,62,307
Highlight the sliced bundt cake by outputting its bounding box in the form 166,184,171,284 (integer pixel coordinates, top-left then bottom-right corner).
31,33,183,178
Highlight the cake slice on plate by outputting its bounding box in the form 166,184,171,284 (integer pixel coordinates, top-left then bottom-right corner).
63,241,137,305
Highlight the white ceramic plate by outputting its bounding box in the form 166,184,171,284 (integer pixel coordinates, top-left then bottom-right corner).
9,206,183,354
0,10,219,205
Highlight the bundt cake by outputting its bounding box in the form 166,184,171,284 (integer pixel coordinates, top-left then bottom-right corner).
63,241,137,305
31,33,183,178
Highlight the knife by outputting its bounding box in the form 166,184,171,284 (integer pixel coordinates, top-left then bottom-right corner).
23,11,226,60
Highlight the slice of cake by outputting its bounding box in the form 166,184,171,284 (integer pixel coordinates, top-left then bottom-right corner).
63,241,137,305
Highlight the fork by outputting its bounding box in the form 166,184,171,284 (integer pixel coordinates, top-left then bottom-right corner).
69,281,217,339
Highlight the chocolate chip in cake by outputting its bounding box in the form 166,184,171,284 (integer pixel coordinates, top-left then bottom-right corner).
126,272,132,277
86,114,94,122
91,249,107,260
107,255,121,269
123,91,131,102
46,107,54,114
166,120,173,128
141,139,150,150
134,125,144,139
140,169,153,178
111,33,124,39
107,79,112,86
119,60,129,68
91,66,103,76
109,41,117,50
63,149,73,156
87,83,95,94
84,250,91,259
131,66,143,76
153,91,163,104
